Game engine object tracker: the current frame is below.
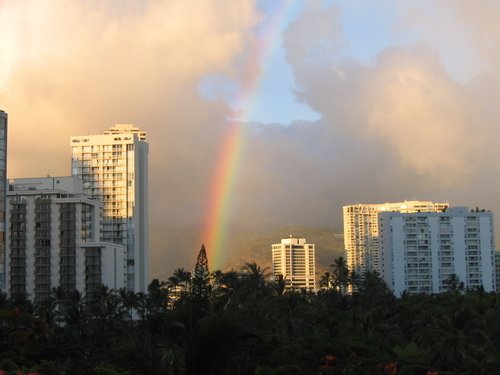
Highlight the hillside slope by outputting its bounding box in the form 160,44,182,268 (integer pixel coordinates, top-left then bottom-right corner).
222,226,345,276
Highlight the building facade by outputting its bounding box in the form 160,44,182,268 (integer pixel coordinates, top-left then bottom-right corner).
70,124,148,292
0,111,6,290
272,237,316,291
496,252,500,292
6,177,126,302
379,207,496,295
343,201,449,277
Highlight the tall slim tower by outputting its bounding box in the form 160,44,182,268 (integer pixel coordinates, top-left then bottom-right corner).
70,124,148,292
0,111,6,290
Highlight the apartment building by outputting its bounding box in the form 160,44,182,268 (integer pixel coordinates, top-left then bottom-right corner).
6,177,125,302
343,201,449,277
0,110,6,290
379,207,496,295
70,124,148,292
272,237,316,291
496,252,500,291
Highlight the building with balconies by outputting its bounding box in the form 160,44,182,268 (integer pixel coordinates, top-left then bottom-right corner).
70,124,148,292
5,176,125,302
379,207,496,295
343,201,449,278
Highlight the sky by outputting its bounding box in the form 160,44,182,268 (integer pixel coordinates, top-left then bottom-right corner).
2,0,500,277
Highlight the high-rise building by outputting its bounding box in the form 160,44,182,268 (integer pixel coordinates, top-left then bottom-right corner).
379,207,496,295
0,110,7,290
70,125,148,292
495,252,500,292
5,177,126,302
343,201,449,277
272,237,316,291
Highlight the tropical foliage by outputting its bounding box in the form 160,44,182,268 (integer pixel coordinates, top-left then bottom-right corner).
0,255,499,374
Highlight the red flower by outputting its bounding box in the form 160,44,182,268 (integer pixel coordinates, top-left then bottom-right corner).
324,354,337,366
384,362,397,375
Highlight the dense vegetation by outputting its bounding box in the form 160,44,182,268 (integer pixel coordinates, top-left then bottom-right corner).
152,227,345,280
1,252,500,374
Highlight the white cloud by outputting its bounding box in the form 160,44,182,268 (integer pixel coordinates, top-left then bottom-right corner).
3,0,500,277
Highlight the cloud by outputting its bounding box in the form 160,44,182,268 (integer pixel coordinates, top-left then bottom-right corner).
283,1,498,186
3,0,500,278
0,0,260,275
0,0,258,173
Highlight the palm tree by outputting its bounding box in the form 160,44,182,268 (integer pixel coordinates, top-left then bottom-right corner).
147,278,168,314
49,286,68,327
271,274,287,296
118,287,137,319
167,274,180,288
319,271,334,289
212,270,241,308
89,284,124,320
173,267,192,291
446,273,465,294
349,270,361,291
241,262,271,289
211,270,224,290
220,270,240,290
135,292,150,320
331,256,349,295
355,270,394,309
64,290,87,327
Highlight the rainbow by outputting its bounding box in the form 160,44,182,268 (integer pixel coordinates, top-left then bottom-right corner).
200,1,298,270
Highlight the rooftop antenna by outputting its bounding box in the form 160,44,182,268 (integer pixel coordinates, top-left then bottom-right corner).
46,169,51,177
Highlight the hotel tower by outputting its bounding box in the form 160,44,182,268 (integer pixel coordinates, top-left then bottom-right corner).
379,207,496,295
343,201,449,278
272,237,316,291
70,125,148,292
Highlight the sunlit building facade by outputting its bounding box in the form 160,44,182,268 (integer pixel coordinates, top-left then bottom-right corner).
0,110,6,290
343,201,449,277
70,125,148,292
5,177,126,302
379,207,496,295
272,237,316,291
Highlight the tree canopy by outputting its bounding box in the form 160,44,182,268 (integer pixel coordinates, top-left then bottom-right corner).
1,254,499,375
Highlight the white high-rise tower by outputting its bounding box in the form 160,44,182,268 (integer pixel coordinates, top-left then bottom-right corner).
343,201,449,277
272,237,316,291
379,207,496,295
70,124,148,292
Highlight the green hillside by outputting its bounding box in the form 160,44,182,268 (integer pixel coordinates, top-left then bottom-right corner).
222,226,345,275
150,227,345,281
